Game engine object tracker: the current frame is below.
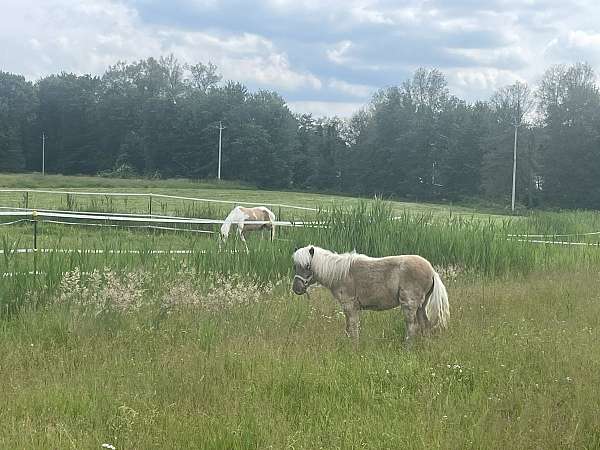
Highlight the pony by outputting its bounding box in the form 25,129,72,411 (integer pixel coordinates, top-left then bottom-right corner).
220,206,276,251
292,245,449,345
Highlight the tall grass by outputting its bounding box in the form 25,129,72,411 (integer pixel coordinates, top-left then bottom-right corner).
514,209,600,239
3,201,600,316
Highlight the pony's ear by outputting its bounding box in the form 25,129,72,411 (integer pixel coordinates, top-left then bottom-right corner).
309,246,314,257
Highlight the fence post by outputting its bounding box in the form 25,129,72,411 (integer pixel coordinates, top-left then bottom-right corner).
32,210,38,251
149,194,153,217
24,191,29,209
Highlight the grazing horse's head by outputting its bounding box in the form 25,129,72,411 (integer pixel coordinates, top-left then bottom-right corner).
220,222,230,241
292,246,316,295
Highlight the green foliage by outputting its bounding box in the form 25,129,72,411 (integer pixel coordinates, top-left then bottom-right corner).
98,163,138,179
0,72,37,172
538,63,600,208
3,59,600,208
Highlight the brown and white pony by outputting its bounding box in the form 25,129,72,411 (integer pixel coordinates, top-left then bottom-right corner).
292,245,449,345
220,206,276,251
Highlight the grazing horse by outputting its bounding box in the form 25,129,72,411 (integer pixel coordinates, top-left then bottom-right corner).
292,245,449,345
220,206,276,251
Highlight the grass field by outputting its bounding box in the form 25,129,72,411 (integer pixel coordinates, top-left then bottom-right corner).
0,173,509,220
2,173,600,449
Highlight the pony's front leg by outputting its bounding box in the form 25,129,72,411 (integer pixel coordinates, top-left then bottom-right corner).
341,301,360,345
237,227,249,253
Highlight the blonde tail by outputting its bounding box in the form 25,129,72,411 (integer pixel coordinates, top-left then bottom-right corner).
425,272,450,330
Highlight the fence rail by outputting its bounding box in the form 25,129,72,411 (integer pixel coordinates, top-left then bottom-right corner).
0,189,319,212
0,209,320,226
0,208,326,252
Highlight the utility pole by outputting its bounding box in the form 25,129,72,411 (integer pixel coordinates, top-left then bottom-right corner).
511,99,523,213
511,124,518,212
42,132,46,175
217,121,226,180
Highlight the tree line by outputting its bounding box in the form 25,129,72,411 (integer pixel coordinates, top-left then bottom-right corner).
1,56,599,209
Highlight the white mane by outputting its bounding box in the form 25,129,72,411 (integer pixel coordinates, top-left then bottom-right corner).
220,206,249,237
293,245,363,286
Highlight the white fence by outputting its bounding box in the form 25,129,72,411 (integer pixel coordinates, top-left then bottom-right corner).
0,189,319,212
0,209,321,227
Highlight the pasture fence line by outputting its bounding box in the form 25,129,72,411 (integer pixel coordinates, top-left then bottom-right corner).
0,248,203,255
508,231,600,238
0,189,319,212
0,218,30,226
0,209,321,226
507,230,600,247
507,238,600,247
0,208,325,252
42,220,214,234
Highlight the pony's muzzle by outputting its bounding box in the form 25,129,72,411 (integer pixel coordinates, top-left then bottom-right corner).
292,274,313,295
292,278,306,295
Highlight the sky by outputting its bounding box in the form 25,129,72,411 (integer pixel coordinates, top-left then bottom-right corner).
1,0,600,117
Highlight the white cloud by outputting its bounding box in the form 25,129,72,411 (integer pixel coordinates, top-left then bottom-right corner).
3,0,600,107
542,28,600,66
350,5,394,25
0,0,322,91
447,45,529,69
288,100,363,118
265,0,320,8
328,79,373,98
566,30,600,48
448,67,524,100
326,40,354,65
169,31,322,90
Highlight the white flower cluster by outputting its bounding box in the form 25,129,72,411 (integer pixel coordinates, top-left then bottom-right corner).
56,268,277,316
161,273,275,313
57,267,147,316
434,264,465,282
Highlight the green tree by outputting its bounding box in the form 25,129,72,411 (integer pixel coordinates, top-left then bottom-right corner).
36,73,100,174
538,63,600,208
0,72,37,171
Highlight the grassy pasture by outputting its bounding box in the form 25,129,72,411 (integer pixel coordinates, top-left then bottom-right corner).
2,270,600,449
2,174,600,448
0,173,508,220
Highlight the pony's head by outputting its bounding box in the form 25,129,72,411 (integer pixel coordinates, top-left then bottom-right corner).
220,222,231,241
292,245,316,294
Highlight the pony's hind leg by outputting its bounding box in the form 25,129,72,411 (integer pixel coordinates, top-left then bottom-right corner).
401,304,419,347
416,306,430,336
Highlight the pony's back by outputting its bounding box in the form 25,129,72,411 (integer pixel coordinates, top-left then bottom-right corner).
257,206,276,222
